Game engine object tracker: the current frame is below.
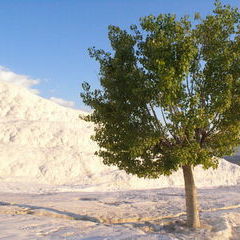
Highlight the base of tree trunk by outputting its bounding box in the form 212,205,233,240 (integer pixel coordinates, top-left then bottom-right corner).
182,165,201,228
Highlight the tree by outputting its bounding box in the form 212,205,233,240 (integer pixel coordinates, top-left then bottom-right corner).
81,1,240,228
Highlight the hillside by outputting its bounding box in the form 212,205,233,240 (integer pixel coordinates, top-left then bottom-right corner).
0,80,240,191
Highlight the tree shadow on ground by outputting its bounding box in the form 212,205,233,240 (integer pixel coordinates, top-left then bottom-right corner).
0,201,100,223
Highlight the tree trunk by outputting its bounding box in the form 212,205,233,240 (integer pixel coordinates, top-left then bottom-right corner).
182,165,201,228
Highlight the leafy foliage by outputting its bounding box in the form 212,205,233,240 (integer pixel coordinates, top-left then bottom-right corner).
81,1,240,178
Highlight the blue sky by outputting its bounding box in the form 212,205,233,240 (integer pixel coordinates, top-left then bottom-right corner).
0,0,239,110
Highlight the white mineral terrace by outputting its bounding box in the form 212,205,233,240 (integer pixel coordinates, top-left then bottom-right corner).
0,80,240,239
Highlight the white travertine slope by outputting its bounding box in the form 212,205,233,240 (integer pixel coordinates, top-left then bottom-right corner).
0,80,240,190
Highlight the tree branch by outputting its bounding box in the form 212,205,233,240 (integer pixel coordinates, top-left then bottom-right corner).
149,103,162,131
160,106,180,143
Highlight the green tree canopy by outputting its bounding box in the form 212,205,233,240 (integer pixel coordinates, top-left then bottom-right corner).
81,1,240,228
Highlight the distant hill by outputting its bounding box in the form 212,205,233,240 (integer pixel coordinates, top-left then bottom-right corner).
223,147,240,165
224,155,240,165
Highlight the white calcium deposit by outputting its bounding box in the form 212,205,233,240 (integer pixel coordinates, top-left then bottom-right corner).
0,80,240,191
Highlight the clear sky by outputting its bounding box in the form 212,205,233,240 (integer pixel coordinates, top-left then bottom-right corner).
0,0,239,110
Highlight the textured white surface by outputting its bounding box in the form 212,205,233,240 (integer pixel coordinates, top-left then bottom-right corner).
0,187,239,240
0,80,240,239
